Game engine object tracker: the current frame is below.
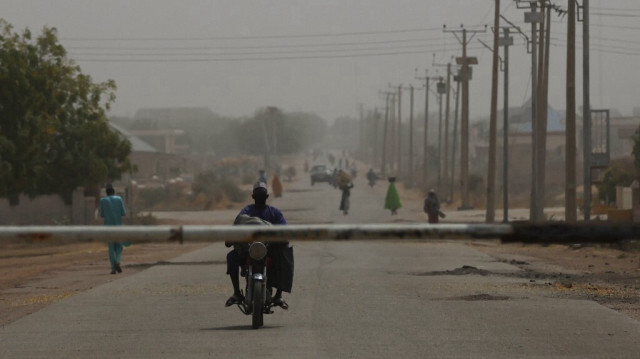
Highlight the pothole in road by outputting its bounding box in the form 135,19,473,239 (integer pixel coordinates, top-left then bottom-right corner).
411,265,491,276
446,293,511,301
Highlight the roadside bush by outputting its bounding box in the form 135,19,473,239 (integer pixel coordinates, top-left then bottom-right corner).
192,172,246,204
137,187,170,208
597,158,635,205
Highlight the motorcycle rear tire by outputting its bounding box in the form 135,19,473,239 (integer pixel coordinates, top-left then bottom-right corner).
252,281,264,329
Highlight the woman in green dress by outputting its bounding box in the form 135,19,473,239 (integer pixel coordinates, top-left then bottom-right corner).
384,177,402,215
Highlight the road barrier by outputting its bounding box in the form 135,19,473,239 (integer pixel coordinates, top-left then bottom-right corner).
0,223,639,244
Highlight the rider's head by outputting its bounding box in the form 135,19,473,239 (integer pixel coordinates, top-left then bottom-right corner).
252,182,269,205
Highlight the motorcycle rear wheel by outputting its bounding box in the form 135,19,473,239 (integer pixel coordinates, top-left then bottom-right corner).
251,281,264,329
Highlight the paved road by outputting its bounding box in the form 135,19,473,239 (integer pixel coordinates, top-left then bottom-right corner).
3,167,640,358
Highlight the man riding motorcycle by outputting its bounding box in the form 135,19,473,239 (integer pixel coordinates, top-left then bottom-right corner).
225,182,293,309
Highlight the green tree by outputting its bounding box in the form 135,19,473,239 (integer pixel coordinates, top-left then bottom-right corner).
0,20,131,204
597,158,635,205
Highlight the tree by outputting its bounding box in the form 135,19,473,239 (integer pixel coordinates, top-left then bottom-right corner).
597,158,635,205
0,20,131,204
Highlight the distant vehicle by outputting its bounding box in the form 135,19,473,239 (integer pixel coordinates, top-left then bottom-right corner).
310,165,332,185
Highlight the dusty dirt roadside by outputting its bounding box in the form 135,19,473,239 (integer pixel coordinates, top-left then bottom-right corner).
471,240,640,321
0,240,210,327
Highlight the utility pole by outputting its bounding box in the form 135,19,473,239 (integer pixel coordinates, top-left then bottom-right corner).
565,0,577,223
388,87,397,174
433,57,453,199
450,74,461,203
415,71,431,186
486,0,501,223
500,14,531,222
443,64,451,199
397,85,403,176
501,27,513,223
534,1,551,222
444,25,484,210
409,85,415,187
358,104,365,160
582,0,593,221
379,92,393,177
372,108,381,169
517,0,542,222
437,77,445,191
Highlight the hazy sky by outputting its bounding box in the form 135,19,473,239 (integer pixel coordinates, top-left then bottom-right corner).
2,0,639,121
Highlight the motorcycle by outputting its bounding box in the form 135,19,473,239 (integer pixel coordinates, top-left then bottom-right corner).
232,241,277,329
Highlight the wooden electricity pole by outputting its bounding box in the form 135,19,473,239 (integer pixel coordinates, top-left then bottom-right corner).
409,85,415,186
397,85,403,176
444,25,484,209
380,92,392,177
486,0,501,223
566,0,577,223
416,71,431,186
583,0,593,221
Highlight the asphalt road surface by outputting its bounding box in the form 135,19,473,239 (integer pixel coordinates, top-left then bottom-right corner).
2,168,640,358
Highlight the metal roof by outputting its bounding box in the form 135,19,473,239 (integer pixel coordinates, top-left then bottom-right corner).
108,121,158,153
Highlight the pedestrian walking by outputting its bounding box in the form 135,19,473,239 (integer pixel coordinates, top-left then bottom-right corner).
339,181,354,215
424,189,445,223
258,169,267,184
100,184,127,274
272,173,283,198
384,177,402,215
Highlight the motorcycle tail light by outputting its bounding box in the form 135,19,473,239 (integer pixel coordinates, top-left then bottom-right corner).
249,242,268,260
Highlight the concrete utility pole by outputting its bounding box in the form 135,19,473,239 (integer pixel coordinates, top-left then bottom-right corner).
533,1,551,222
443,64,452,199
450,75,461,203
409,85,415,187
433,57,453,199
415,71,431,186
371,108,381,168
397,85,403,176
380,92,392,177
437,78,445,191
486,0,501,223
565,0,577,223
359,104,364,161
517,0,542,222
501,27,513,223
388,87,397,173
500,14,531,222
444,25,484,210
582,0,593,221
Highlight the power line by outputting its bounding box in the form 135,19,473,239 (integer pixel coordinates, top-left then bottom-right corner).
73,46,488,63
591,12,640,18
61,26,446,42
591,7,640,13
69,43,470,58
66,36,453,51
552,20,640,31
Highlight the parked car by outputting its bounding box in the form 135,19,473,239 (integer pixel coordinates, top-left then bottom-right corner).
310,165,332,185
